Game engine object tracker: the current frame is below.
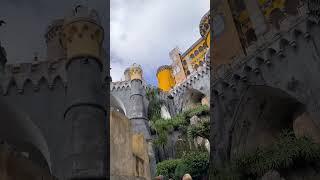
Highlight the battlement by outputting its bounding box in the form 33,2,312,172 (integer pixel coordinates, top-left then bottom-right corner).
213,15,314,82
170,63,209,96
1,59,67,95
111,79,149,92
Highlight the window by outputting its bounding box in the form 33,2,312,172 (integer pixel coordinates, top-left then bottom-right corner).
190,54,194,59
194,50,199,56
199,46,204,52
182,60,187,65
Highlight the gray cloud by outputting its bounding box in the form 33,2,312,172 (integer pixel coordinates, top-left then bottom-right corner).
110,0,209,85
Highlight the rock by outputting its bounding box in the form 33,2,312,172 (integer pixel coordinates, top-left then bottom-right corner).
261,170,281,180
190,115,201,125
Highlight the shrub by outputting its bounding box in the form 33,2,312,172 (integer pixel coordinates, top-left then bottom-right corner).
174,151,209,180
156,159,182,178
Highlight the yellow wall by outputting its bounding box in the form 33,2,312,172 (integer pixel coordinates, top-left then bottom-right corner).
157,68,176,92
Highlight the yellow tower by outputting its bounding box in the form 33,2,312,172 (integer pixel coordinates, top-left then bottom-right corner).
129,63,143,80
157,65,176,92
61,6,104,66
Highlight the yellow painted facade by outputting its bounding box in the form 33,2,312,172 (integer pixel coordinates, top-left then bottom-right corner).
181,38,208,70
157,66,176,92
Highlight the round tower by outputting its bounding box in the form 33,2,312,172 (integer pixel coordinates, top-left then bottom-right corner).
156,65,176,92
128,63,156,177
45,19,66,61
200,11,211,49
61,6,107,178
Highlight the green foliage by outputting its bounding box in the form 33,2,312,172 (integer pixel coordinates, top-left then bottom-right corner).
187,120,210,139
150,105,209,146
235,130,320,176
156,159,182,178
184,105,209,118
174,151,209,180
156,151,209,180
213,130,320,179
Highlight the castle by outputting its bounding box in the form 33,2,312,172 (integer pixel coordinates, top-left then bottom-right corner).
0,3,211,180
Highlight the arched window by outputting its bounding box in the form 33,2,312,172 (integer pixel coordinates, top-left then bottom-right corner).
199,46,204,52
194,50,199,56
190,54,194,59
182,60,187,65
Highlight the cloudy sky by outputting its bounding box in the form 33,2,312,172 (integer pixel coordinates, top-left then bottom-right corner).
111,0,209,85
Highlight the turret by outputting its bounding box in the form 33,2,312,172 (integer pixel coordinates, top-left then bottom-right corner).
128,63,156,177
156,65,176,92
45,19,66,61
61,6,107,178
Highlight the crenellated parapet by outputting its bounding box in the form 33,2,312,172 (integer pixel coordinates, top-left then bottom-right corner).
1,59,67,95
110,80,131,91
110,79,150,92
170,63,210,97
212,16,317,84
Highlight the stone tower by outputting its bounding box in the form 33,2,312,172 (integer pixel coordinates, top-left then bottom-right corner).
128,63,149,138
61,6,107,178
128,63,157,177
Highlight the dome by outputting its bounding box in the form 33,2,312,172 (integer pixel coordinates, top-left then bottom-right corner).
199,11,210,37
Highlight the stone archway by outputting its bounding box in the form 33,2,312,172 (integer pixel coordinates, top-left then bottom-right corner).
229,85,319,157
110,94,127,115
0,97,53,179
181,89,206,112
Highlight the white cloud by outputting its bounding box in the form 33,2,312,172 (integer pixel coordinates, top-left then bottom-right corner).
110,0,210,84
